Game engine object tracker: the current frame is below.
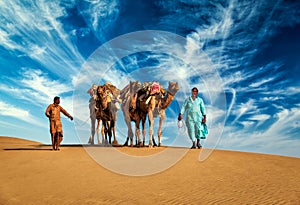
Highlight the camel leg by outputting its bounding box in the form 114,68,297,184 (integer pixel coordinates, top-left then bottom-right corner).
107,121,112,144
157,111,166,147
112,116,118,145
141,115,146,147
101,122,107,145
96,119,101,144
112,120,117,143
152,135,157,147
135,127,141,147
148,111,154,148
148,97,157,148
88,117,96,144
135,117,143,147
122,103,133,146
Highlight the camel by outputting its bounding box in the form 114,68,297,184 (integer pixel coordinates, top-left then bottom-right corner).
120,81,146,147
135,81,179,147
87,84,101,145
88,83,121,145
121,81,180,147
153,81,180,146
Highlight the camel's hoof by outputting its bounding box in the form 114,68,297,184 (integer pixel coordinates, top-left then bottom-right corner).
152,139,157,147
137,141,143,148
112,140,119,146
158,142,161,147
123,141,128,146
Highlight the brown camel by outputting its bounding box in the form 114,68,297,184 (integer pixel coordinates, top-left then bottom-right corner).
94,83,121,145
121,81,179,147
135,81,179,147
120,81,146,147
153,81,180,146
87,84,101,144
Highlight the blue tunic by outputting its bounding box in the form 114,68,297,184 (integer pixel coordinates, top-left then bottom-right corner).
180,96,207,141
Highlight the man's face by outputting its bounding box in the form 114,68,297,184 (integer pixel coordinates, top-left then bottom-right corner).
55,98,60,104
192,89,198,97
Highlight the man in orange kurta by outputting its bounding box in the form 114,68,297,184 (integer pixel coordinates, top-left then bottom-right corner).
45,96,73,150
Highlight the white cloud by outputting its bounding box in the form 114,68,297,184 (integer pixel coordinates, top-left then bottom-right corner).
249,77,275,88
0,100,44,127
231,99,256,124
219,105,300,157
1,68,73,107
0,0,84,78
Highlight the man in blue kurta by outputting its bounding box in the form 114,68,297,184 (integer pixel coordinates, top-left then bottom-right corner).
178,87,207,149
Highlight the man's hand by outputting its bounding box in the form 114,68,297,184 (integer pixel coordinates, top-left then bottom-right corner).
178,113,183,121
202,115,206,124
69,116,73,121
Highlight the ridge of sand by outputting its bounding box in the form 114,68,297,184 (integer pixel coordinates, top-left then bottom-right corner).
1,136,299,204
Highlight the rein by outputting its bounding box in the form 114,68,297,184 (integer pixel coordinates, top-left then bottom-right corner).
177,120,186,134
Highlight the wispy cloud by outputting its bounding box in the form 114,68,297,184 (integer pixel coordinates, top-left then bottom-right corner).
1,68,73,107
0,100,44,127
0,0,84,78
78,0,120,40
220,105,300,157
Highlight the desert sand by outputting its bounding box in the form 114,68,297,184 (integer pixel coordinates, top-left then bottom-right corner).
1,136,299,205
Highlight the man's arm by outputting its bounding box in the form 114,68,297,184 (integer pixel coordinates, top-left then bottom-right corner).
45,104,51,118
60,106,73,121
178,98,188,120
200,98,206,123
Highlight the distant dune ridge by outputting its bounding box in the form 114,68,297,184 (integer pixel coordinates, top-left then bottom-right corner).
1,136,299,204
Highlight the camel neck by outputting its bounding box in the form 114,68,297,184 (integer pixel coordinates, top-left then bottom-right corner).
161,92,175,109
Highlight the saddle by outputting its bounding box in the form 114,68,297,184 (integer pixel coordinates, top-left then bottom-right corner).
132,82,166,109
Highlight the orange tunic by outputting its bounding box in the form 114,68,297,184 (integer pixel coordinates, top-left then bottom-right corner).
45,104,71,135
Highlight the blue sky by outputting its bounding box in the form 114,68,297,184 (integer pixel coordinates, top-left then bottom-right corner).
0,0,299,158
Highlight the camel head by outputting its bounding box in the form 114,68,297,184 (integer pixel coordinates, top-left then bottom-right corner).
87,84,98,100
97,85,112,110
168,81,180,96
104,82,121,99
129,81,141,94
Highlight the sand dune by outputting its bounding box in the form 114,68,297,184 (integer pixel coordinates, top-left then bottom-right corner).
1,136,299,204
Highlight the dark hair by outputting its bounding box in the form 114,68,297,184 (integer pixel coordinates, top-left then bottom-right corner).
191,87,198,92
53,96,60,102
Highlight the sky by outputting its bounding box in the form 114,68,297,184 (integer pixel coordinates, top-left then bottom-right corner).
0,0,300,158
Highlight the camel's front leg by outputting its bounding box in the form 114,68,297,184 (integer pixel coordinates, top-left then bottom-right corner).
107,121,112,144
148,97,156,148
122,101,134,146
142,116,146,147
148,111,154,148
96,119,102,144
101,122,107,145
88,117,96,144
158,110,166,147
112,120,118,145
134,118,142,147
112,113,118,145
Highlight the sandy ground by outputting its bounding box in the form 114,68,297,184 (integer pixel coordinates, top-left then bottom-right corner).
0,136,299,205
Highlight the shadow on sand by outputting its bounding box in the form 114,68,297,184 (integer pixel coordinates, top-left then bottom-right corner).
3,143,189,151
